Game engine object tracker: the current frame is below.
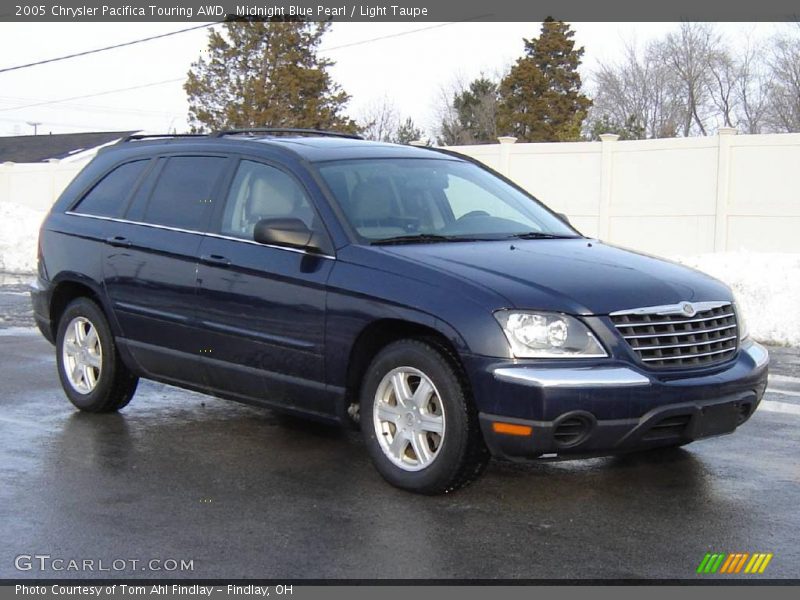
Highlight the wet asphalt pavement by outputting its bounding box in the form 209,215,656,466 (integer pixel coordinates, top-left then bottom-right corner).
0,280,798,580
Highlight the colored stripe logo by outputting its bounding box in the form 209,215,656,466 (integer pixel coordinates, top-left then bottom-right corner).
697,552,773,574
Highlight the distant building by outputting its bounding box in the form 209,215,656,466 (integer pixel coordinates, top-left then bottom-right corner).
0,131,138,164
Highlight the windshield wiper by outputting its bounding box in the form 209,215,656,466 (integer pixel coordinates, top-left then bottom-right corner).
506,232,579,240
371,234,460,246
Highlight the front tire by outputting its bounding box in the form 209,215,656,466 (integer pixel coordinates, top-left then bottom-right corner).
55,297,138,413
361,339,489,494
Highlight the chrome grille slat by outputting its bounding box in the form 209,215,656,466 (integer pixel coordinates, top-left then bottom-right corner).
631,335,738,351
615,311,735,328
610,302,738,369
621,324,737,339
640,347,735,362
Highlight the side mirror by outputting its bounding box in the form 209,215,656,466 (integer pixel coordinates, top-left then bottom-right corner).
253,218,316,251
557,212,572,226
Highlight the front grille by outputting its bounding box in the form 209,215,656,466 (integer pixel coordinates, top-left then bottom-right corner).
610,302,738,369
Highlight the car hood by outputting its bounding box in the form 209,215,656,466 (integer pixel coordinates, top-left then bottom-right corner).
375,239,732,315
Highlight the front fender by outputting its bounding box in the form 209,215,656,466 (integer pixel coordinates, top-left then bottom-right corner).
324,258,514,392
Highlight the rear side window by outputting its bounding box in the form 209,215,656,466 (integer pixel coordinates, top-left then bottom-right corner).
73,160,148,218
140,156,227,231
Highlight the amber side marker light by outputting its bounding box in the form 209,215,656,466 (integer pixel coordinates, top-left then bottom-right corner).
492,422,533,436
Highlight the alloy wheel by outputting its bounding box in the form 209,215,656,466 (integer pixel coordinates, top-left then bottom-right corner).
373,366,446,471
61,316,103,394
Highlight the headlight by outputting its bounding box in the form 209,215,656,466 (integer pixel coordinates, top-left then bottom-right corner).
734,303,749,341
494,310,607,358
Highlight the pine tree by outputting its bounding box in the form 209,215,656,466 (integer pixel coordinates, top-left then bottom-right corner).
586,114,645,140
393,117,424,144
497,18,591,141
438,77,498,145
452,77,498,143
185,21,357,133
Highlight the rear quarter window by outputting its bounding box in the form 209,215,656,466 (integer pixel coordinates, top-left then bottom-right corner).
72,160,149,218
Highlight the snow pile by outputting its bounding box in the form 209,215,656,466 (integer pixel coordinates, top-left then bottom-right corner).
675,252,800,347
0,202,46,274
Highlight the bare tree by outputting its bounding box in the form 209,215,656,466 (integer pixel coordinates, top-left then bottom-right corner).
661,22,720,136
706,48,738,128
590,40,683,139
433,79,466,145
735,41,773,134
590,22,800,138
766,34,800,132
357,96,399,142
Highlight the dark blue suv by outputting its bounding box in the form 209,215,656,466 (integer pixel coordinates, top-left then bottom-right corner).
31,129,769,494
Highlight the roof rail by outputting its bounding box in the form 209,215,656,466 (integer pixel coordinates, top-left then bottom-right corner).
212,128,363,140
120,133,208,143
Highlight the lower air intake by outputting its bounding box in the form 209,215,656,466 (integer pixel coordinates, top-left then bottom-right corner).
552,414,593,448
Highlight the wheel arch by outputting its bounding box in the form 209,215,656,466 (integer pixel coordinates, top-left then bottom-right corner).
341,317,471,426
48,275,111,340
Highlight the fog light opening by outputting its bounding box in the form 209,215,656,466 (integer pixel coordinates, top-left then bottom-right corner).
737,402,753,425
552,412,594,448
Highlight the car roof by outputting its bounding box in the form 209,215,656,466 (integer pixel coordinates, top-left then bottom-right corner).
102,133,459,164
251,136,448,162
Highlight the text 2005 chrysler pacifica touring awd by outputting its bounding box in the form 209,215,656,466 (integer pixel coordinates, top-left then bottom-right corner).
31,129,769,494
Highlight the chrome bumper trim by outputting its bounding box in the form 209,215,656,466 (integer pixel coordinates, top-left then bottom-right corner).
493,367,651,389
743,341,769,369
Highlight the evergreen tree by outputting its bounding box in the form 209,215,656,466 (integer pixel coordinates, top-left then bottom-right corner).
497,18,591,141
438,77,498,145
393,117,425,145
586,114,645,140
185,21,357,133
453,77,498,143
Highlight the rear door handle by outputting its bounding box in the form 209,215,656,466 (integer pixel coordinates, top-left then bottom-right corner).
105,236,131,248
200,254,231,267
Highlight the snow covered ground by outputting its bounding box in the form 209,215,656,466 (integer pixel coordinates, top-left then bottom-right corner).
0,201,797,346
675,253,800,347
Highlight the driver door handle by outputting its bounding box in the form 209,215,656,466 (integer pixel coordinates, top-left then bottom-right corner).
200,254,231,267
105,236,131,248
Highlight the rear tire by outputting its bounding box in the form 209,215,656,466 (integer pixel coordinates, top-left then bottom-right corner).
55,297,138,413
361,339,489,494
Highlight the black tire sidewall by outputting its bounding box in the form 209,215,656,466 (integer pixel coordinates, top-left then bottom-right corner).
55,298,124,412
361,340,473,493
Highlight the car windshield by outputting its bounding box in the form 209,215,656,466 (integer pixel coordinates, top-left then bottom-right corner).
315,158,579,244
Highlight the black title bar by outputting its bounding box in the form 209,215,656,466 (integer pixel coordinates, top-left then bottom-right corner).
2,0,800,22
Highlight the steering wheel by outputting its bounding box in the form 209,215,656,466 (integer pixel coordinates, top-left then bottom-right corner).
456,210,491,222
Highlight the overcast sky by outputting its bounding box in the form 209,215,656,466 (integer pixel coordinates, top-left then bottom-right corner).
0,21,785,138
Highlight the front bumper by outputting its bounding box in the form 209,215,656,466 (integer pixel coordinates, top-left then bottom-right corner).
471,342,769,460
